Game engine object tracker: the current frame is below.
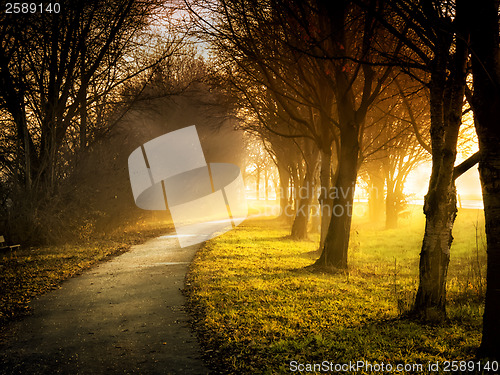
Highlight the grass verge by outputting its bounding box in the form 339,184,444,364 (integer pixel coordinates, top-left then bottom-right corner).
185,206,486,374
0,217,173,337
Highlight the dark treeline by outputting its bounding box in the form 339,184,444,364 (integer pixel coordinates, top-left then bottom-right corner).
0,0,238,244
0,0,171,242
187,0,499,359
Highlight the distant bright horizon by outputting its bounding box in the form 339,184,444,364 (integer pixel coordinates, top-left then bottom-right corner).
245,161,484,210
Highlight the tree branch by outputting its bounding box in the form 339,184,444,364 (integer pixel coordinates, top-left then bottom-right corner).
453,151,481,180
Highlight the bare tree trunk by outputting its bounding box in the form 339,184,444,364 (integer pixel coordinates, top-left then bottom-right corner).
413,5,468,321
368,169,384,224
385,181,398,229
79,27,88,152
316,126,358,269
290,175,313,239
468,0,500,359
291,150,319,239
477,145,500,360
318,149,332,249
264,168,269,201
290,165,300,212
384,158,399,229
256,167,261,200
414,180,457,321
22,114,31,192
277,165,290,219
413,96,459,321
386,184,406,229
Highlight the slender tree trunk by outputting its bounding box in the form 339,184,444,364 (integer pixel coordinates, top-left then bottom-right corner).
12,101,33,192
310,201,321,234
22,113,31,192
368,169,384,224
290,165,299,212
477,141,500,360
385,191,398,229
277,165,290,219
80,36,88,151
468,0,500,359
413,6,468,320
385,181,405,230
384,159,400,229
290,175,314,239
256,167,261,200
316,126,358,269
318,149,332,249
291,150,319,239
414,180,457,320
265,168,269,201
413,96,459,321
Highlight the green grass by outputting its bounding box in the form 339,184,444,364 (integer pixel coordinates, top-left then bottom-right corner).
185,205,486,374
0,216,173,335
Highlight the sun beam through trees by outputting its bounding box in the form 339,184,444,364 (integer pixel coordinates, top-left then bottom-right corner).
0,0,499,372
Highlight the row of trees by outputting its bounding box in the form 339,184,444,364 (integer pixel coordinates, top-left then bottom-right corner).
0,0,245,245
0,0,185,242
188,0,499,359
1,0,496,360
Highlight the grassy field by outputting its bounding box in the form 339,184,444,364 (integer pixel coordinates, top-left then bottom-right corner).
0,215,173,336
185,204,487,374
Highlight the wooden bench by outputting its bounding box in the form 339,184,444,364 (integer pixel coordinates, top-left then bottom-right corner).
0,235,20,251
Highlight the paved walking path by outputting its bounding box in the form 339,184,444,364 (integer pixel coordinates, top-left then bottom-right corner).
0,234,209,374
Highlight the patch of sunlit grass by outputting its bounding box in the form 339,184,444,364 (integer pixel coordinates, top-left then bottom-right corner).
186,208,485,374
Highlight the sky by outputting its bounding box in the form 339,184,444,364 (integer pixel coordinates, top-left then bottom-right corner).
405,163,483,207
